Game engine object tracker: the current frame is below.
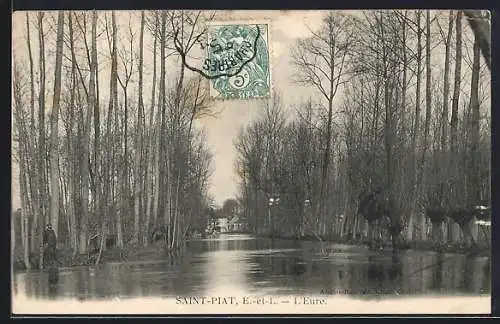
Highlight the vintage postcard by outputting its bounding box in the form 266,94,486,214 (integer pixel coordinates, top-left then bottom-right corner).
11,9,491,315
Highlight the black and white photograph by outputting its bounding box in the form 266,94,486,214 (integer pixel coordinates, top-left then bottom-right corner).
11,9,491,314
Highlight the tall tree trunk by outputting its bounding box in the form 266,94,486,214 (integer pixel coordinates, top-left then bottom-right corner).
37,12,47,268
171,174,181,249
379,13,395,247
318,18,343,236
441,10,454,152
159,12,168,238
450,11,462,176
119,88,128,249
439,10,454,242
469,30,481,203
67,14,79,253
153,12,166,231
171,63,186,249
134,11,145,246
79,12,93,254
449,11,463,242
21,205,30,269
100,11,118,258
17,114,31,270
11,208,16,270
411,10,423,241
400,11,413,242
418,10,432,241
87,11,103,257
92,11,101,247
49,11,65,238
11,199,15,269
65,124,76,253
26,13,40,254
422,10,432,173
319,93,333,234
118,66,131,249
111,11,124,249
13,62,32,268
144,14,158,246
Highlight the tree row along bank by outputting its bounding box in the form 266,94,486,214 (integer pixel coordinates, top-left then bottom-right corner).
12,11,215,271
234,11,490,251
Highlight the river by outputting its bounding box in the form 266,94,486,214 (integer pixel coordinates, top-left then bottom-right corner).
12,234,491,314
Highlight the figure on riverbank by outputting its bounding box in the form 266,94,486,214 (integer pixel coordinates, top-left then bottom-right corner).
151,226,167,243
43,223,57,268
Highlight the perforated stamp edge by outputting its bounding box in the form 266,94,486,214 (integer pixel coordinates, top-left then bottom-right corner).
203,17,274,102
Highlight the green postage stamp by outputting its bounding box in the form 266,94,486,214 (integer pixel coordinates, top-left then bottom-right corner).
204,23,270,100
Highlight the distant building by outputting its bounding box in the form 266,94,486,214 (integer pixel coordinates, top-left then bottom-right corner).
216,218,229,233
228,215,249,232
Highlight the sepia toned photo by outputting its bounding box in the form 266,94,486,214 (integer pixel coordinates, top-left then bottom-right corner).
11,9,491,315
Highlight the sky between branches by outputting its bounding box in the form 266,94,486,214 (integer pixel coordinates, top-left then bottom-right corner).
11,10,488,208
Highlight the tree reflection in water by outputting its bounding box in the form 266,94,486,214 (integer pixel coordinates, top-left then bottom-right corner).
431,252,445,291
12,235,491,300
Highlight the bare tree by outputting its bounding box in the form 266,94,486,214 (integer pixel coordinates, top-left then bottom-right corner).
64,13,78,253
447,11,463,243
111,11,121,250
143,11,159,246
438,10,454,152
25,13,40,255
76,12,94,255
416,10,433,241
48,11,65,238
13,11,217,269
133,11,145,245
92,12,101,254
116,13,135,248
291,12,355,234
468,22,482,204
450,11,462,171
13,63,31,269
37,12,47,267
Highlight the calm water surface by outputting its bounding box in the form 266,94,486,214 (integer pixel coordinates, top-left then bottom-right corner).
12,234,491,300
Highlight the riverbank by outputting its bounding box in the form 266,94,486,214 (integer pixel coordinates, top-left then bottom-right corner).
257,234,490,256
12,241,184,272
13,233,489,272
12,248,127,272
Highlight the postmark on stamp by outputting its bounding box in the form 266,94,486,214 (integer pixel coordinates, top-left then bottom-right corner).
204,23,270,100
